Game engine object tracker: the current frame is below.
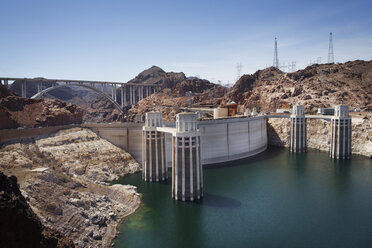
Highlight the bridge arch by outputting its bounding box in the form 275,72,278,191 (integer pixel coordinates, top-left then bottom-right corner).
30,83,123,115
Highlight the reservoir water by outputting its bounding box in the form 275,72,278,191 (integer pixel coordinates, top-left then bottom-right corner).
114,148,372,248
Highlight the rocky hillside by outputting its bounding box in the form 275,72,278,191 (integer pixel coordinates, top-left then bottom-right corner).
224,60,372,113
125,66,227,121
126,65,226,96
0,128,141,247
0,85,83,129
0,172,75,248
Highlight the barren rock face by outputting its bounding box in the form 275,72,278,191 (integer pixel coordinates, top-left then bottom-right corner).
34,128,139,184
0,95,83,129
0,128,141,248
0,172,75,248
224,60,372,113
125,68,227,121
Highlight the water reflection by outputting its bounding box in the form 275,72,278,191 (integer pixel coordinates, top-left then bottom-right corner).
172,201,204,248
204,146,285,170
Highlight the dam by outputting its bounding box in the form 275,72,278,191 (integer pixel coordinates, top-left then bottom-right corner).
0,105,352,201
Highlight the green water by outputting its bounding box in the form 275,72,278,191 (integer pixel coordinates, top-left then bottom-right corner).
114,148,372,248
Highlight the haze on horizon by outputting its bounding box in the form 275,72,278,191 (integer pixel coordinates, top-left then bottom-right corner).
1,0,371,85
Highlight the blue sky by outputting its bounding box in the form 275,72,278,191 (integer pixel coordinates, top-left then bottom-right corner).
1,0,371,84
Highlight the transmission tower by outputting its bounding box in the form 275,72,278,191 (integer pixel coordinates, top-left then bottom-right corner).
236,63,243,81
291,61,297,72
328,32,334,63
273,37,279,68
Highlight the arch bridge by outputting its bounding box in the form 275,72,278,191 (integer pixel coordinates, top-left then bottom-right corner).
0,77,162,115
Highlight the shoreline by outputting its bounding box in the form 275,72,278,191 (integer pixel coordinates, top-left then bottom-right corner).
0,128,143,247
110,196,143,247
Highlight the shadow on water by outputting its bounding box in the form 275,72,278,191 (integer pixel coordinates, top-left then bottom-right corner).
204,146,286,170
197,193,242,208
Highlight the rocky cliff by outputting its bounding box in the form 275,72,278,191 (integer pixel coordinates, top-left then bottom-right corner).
224,60,372,113
0,128,141,247
0,172,75,248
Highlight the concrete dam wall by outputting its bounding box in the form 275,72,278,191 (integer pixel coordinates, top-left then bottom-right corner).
199,116,268,165
84,117,268,166
0,117,268,166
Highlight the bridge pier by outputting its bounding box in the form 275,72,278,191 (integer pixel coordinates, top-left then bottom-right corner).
172,113,203,201
132,86,136,105
129,86,133,105
124,86,127,106
111,84,117,101
37,82,41,93
330,105,352,159
21,80,26,98
120,86,124,108
142,112,167,182
138,86,141,101
290,105,307,153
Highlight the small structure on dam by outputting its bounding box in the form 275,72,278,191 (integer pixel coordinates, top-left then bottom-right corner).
330,105,352,159
290,105,307,153
142,112,167,182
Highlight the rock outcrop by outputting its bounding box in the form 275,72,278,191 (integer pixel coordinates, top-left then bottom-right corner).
0,128,141,247
224,60,372,113
0,172,75,248
125,66,227,121
0,93,83,129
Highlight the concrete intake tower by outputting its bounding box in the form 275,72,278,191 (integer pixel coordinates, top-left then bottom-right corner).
142,112,167,182
290,105,307,153
330,105,352,159
172,113,203,201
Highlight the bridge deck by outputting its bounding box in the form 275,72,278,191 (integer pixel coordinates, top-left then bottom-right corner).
0,77,158,87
